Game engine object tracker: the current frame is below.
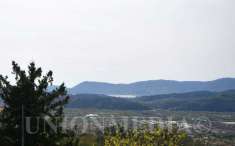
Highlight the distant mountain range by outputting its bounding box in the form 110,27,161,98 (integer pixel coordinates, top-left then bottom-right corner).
67,90,235,112
69,78,235,96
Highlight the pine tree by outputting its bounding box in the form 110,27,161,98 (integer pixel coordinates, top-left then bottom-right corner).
0,61,69,146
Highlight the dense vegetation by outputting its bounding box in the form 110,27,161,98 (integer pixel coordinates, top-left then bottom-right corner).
104,125,188,146
67,94,149,110
56,125,208,146
136,90,235,112
66,90,235,112
0,62,69,146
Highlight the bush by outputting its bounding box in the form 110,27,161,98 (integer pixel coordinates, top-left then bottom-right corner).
104,124,188,146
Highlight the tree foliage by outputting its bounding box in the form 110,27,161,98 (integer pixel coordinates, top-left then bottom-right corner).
0,61,69,146
104,124,188,146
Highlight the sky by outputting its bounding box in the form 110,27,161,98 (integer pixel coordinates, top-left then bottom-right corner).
0,0,235,87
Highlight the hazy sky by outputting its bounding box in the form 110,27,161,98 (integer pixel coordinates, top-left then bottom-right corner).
0,0,235,87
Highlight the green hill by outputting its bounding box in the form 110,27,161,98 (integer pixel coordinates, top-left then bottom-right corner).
66,90,235,112
67,94,149,110
135,90,235,112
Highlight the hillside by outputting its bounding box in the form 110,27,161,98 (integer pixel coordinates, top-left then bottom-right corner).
66,94,149,110
69,78,235,96
66,90,235,112
135,90,235,112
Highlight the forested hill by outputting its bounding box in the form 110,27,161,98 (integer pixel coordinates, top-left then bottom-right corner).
66,94,149,110
66,90,235,112
135,90,235,112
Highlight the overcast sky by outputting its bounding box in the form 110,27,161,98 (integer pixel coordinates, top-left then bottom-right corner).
0,0,234,87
